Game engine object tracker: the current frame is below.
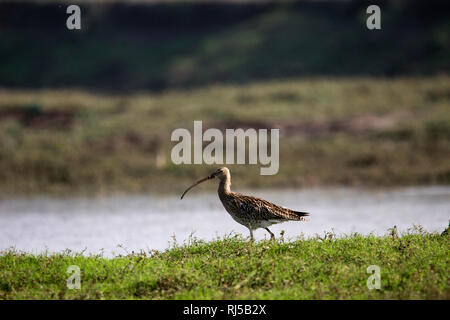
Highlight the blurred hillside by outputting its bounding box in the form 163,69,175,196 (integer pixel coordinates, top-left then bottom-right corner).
0,0,449,91
0,0,449,196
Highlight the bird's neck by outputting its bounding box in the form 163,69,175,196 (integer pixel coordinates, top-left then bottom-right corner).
218,177,231,195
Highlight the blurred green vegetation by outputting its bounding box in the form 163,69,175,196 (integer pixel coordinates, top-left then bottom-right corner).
0,76,449,196
0,0,448,91
1,228,448,299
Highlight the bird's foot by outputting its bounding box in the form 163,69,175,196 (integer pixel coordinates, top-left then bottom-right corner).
264,228,275,241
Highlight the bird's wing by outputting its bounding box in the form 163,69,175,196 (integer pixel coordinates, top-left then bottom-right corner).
230,193,309,221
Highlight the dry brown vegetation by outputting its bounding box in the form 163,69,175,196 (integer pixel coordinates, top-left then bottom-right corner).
0,76,449,196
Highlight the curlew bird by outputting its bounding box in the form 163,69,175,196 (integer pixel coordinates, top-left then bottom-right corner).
181,167,309,241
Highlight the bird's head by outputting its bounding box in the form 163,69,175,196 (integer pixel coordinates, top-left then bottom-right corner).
181,167,230,199
211,167,230,181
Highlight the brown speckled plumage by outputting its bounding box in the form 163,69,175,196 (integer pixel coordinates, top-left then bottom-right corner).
181,167,309,240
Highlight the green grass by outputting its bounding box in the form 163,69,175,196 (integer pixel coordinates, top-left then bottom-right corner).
0,76,449,196
1,229,448,299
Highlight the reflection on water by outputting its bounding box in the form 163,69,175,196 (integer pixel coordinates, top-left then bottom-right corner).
0,187,449,257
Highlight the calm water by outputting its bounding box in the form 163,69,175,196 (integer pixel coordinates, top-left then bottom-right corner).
0,187,449,257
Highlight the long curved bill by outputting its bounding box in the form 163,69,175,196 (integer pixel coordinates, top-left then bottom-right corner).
181,175,213,199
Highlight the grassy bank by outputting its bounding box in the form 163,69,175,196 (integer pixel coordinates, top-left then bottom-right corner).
0,230,448,299
1,76,450,195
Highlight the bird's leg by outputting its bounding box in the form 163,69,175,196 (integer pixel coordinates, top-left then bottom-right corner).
265,227,275,240
249,228,254,242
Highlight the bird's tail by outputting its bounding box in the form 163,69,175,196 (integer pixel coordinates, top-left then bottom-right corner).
293,211,309,217
289,210,309,221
